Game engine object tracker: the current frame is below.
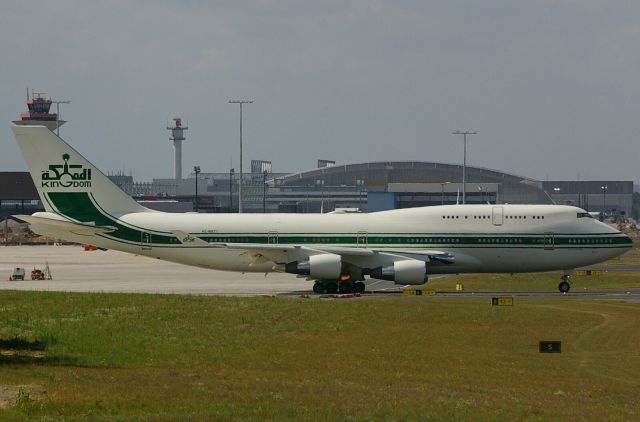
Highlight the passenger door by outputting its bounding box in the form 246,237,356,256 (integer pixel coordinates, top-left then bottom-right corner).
492,207,504,226
357,231,368,247
544,233,555,250
141,232,152,251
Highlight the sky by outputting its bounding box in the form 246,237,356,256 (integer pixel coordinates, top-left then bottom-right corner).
1,0,639,182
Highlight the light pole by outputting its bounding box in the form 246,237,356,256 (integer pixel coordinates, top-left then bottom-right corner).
52,100,71,136
193,166,201,212
229,168,235,212
453,131,477,204
263,170,268,213
477,185,488,204
552,187,561,205
440,182,450,205
356,179,365,210
229,100,254,213
601,184,608,218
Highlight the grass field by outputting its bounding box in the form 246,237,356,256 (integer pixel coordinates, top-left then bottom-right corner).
1,291,640,421
610,241,640,264
426,271,640,291
425,245,640,291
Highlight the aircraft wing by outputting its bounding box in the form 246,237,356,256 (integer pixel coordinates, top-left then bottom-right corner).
198,241,454,269
169,232,329,266
319,246,455,264
169,230,455,274
208,243,329,265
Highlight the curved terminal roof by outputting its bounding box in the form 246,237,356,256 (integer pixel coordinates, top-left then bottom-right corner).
275,161,537,186
272,161,550,204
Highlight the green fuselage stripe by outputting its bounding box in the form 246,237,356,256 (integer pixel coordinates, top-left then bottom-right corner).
198,234,630,247
47,192,178,245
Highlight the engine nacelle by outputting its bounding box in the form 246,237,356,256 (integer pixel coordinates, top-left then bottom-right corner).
370,260,428,285
285,254,342,279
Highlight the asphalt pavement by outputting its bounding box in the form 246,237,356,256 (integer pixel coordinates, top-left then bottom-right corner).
1,245,639,302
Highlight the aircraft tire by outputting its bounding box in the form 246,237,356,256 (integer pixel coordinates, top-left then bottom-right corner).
353,281,366,293
326,282,338,294
338,282,352,293
313,283,325,294
558,281,570,293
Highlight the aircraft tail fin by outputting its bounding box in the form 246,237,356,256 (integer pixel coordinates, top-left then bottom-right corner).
11,125,148,222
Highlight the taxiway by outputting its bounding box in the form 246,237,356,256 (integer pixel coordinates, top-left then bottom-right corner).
1,245,638,301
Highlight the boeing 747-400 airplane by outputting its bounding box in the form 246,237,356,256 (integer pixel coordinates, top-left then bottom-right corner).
11,125,632,293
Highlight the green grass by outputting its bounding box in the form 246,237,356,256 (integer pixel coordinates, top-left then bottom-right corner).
427,271,640,291
1,291,640,420
603,242,640,265
425,247,640,291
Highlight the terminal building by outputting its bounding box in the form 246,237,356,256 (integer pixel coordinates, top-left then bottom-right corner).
104,161,634,217
0,172,42,219
542,180,634,217
269,161,550,213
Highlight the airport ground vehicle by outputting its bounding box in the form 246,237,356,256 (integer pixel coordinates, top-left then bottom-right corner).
10,267,25,281
31,269,45,280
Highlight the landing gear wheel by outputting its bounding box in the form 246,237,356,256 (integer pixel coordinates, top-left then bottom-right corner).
338,283,352,294
326,282,338,294
313,283,325,294
353,281,366,293
558,280,571,293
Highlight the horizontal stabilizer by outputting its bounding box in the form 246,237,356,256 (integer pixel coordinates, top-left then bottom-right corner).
15,213,117,236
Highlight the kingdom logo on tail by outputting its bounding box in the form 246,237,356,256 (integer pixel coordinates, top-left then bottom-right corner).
41,153,92,188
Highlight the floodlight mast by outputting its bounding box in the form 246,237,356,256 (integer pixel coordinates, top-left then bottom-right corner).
194,166,201,212
452,130,477,205
228,100,254,213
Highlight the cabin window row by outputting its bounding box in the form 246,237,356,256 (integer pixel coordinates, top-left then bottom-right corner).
442,216,490,219
205,237,254,243
372,238,464,243
441,215,546,220
197,236,615,245
568,238,613,244
477,238,524,244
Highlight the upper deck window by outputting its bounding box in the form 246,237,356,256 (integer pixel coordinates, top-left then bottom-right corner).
577,212,593,219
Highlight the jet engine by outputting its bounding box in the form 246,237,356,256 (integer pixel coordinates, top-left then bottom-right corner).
370,260,428,285
285,254,342,279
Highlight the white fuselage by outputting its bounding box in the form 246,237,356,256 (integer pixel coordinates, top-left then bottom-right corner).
35,204,630,275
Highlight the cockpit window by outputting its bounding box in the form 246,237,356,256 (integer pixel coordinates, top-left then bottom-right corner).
577,212,593,218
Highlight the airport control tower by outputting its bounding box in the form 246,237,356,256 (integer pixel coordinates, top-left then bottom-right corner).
167,117,188,180
13,89,66,132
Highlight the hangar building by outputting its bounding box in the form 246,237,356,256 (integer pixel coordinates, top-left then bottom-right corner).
267,161,553,213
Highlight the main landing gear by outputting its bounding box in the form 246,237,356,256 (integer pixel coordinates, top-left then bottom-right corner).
558,274,571,293
313,280,366,294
